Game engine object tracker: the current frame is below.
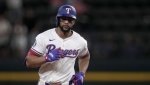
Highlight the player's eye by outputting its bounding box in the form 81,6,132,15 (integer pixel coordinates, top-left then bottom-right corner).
60,17,74,23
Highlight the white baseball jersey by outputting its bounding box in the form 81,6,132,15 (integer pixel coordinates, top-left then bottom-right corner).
31,28,88,85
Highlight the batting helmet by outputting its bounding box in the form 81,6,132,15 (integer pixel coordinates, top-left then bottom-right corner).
56,5,76,25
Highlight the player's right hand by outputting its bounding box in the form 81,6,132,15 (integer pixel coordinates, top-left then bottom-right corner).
45,48,62,62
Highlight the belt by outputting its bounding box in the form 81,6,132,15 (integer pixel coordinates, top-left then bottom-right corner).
45,82,61,85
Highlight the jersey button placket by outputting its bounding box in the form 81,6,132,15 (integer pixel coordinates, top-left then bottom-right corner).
62,40,65,48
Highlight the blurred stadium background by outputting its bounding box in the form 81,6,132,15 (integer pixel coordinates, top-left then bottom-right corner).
0,0,150,85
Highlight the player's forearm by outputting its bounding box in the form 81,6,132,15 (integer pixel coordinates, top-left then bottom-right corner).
78,53,90,74
26,55,46,68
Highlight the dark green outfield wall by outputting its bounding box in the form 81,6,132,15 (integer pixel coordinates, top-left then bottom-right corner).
0,59,150,85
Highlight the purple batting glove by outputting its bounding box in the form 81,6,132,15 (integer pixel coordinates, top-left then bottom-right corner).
69,72,84,85
45,48,62,62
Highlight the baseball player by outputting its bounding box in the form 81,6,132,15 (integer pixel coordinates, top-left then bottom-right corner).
25,5,90,85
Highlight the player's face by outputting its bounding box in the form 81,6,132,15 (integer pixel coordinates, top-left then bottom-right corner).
59,17,75,32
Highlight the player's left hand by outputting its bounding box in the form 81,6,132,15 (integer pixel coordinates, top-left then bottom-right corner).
69,72,84,85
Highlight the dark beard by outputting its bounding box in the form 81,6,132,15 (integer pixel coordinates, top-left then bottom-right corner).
59,25,71,34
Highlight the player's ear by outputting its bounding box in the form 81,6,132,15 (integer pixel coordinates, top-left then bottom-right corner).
72,20,75,25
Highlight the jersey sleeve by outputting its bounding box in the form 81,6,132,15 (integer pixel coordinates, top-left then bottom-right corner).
31,34,46,56
78,39,88,57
